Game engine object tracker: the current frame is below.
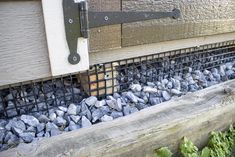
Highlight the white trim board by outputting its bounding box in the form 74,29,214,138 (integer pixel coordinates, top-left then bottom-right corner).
42,0,89,76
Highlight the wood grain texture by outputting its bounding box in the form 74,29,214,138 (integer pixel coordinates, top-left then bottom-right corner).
0,1,51,87
1,80,235,157
88,0,121,53
122,0,235,47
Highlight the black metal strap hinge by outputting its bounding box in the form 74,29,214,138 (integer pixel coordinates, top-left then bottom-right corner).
63,0,181,65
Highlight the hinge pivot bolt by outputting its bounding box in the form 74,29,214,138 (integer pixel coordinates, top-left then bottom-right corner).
69,19,74,24
104,16,109,21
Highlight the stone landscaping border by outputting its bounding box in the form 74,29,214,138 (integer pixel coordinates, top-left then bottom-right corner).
1,79,235,157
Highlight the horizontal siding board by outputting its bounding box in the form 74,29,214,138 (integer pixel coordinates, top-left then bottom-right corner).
122,0,235,47
88,0,121,53
0,1,51,87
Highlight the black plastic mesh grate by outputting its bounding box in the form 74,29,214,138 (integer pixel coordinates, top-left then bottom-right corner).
85,40,235,96
0,75,86,119
0,40,235,119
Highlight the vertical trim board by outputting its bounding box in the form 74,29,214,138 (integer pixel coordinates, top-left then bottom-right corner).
42,0,89,76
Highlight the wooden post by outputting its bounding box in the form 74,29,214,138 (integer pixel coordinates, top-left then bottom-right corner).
78,62,119,96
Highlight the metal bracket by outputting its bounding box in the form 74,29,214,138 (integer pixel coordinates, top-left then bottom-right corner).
63,0,181,65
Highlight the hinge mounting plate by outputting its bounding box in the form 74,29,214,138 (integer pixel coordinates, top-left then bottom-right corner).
63,0,181,65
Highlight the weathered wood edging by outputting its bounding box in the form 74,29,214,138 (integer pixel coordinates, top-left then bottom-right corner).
1,80,235,157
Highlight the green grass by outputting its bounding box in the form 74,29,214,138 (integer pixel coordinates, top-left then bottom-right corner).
154,125,235,157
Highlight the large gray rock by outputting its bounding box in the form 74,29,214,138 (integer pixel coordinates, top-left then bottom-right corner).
150,97,161,106
130,84,142,92
7,134,19,147
21,115,39,127
85,96,97,106
70,115,81,124
54,117,67,127
36,123,45,133
58,106,68,112
208,73,216,82
80,102,92,121
212,72,221,82
171,78,181,90
129,106,139,114
166,81,173,89
189,84,198,92
67,103,77,115
55,110,64,117
26,126,36,133
95,100,106,108
68,124,79,131
19,132,35,143
49,112,57,122
203,69,211,75
99,106,111,115
225,62,233,70
5,120,14,131
92,109,104,123
146,82,155,87
38,115,50,123
136,97,145,103
123,106,131,116
162,91,171,101
126,92,138,103
36,131,44,138
143,86,158,93
101,115,113,122
0,120,7,129
113,93,121,99
0,129,6,144
50,129,61,137
5,120,26,136
181,81,189,92
81,116,92,128
45,122,58,132
136,103,149,110
68,121,80,131
161,79,168,86
226,69,235,79
4,132,13,143
170,89,182,96
0,144,8,152
76,105,81,114
123,105,139,116
110,111,123,119
44,132,50,138
106,99,122,111
156,81,165,90
219,65,226,76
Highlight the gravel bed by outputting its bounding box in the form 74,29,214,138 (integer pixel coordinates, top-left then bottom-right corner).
0,62,235,151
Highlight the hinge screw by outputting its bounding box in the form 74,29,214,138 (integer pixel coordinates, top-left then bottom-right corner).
104,16,109,21
69,19,74,24
73,56,78,62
